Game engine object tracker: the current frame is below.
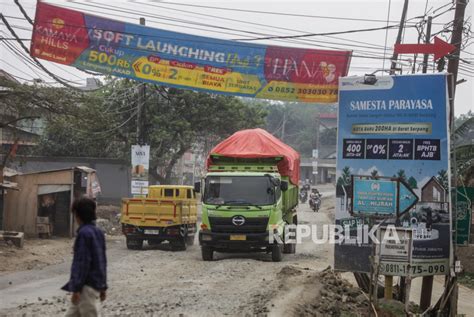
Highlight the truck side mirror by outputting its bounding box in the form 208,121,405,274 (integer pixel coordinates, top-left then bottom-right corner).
194,181,201,193
280,181,289,192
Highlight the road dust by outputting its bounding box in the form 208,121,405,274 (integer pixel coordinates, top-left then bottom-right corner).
0,191,372,316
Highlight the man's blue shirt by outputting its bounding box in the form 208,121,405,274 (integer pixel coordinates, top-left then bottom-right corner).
62,223,107,293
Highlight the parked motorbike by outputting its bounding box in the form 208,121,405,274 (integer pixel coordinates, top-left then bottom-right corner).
309,192,322,212
299,190,308,203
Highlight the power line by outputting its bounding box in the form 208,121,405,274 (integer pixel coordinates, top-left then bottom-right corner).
12,0,104,77
3,2,467,82
0,13,86,89
13,0,33,25
56,2,403,53
138,1,392,51
1,31,86,84
2,3,417,61
156,1,449,26
4,17,396,65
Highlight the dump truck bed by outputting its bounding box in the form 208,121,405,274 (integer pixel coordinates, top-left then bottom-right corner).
121,198,197,227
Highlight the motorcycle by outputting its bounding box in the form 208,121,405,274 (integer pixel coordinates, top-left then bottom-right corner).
309,192,322,212
299,190,308,203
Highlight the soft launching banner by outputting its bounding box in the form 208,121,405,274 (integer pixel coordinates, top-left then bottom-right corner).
30,2,351,103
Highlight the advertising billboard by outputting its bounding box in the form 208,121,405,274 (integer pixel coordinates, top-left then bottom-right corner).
30,2,351,103
131,145,150,195
335,74,451,276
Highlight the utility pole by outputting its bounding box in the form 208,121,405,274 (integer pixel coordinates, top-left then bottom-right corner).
281,107,287,142
418,15,434,312
136,17,146,145
447,0,467,98
389,0,409,74
446,1,467,316
422,16,433,74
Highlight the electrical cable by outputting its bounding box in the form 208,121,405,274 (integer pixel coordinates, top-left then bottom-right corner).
13,0,104,77
155,1,449,26
382,0,393,72
3,2,467,82
58,2,411,50
0,31,86,84
21,16,409,64
4,3,415,61
137,1,392,51
0,13,87,89
13,0,33,25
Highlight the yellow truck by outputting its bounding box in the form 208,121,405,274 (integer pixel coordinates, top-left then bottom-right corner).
120,185,198,250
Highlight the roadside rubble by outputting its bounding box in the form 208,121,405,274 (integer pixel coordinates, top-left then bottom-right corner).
96,205,121,236
0,238,73,274
289,266,370,316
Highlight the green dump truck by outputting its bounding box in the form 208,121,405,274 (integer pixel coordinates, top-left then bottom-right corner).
197,128,300,262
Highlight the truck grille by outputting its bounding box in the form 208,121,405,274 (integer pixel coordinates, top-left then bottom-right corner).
209,216,269,233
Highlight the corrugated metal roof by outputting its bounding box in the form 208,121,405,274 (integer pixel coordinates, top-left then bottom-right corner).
18,166,97,176
3,167,20,177
0,181,19,190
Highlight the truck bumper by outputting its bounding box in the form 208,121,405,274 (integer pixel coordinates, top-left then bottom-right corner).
199,230,273,251
122,224,195,241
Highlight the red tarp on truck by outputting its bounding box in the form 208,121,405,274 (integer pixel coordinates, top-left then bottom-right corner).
207,128,300,185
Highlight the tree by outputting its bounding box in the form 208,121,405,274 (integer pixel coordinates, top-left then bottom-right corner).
1,77,83,174
38,79,267,183
454,110,473,130
370,169,379,178
407,176,418,189
394,169,407,182
337,166,351,186
436,169,449,192
263,102,337,156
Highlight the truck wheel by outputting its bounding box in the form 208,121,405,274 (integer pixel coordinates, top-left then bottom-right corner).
126,238,143,250
185,234,194,246
271,244,283,262
201,246,214,261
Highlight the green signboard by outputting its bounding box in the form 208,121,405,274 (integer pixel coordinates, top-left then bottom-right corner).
456,187,473,245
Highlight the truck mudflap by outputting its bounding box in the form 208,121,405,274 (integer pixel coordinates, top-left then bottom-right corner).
199,230,276,250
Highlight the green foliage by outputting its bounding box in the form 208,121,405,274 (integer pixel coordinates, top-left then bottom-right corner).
407,176,418,189
454,110,474,130
458,272,474,289
263,102,336,156
337,166,351,187
436,169,449,192
370,169,379,178
37,79,266,182
393,169,407,182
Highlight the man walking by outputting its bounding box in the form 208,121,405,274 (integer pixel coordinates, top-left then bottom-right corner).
62,197,108,316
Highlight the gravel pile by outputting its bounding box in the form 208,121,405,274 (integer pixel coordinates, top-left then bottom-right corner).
295,267,370,316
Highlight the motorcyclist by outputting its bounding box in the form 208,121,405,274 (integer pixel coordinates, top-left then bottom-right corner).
309,188,322,212
303,182,311,192
309,188,320,199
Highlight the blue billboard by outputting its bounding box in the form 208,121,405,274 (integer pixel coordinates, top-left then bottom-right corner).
335,74,451,276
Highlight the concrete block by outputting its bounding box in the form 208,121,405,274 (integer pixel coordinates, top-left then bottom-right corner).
0,231,24,248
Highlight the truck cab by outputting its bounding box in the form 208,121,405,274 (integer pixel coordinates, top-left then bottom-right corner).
198,160,298,262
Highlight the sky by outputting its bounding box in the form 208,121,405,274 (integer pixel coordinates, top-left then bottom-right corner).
0,0,472,115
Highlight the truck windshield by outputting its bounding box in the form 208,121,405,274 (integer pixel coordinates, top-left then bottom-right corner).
203,176,275,206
